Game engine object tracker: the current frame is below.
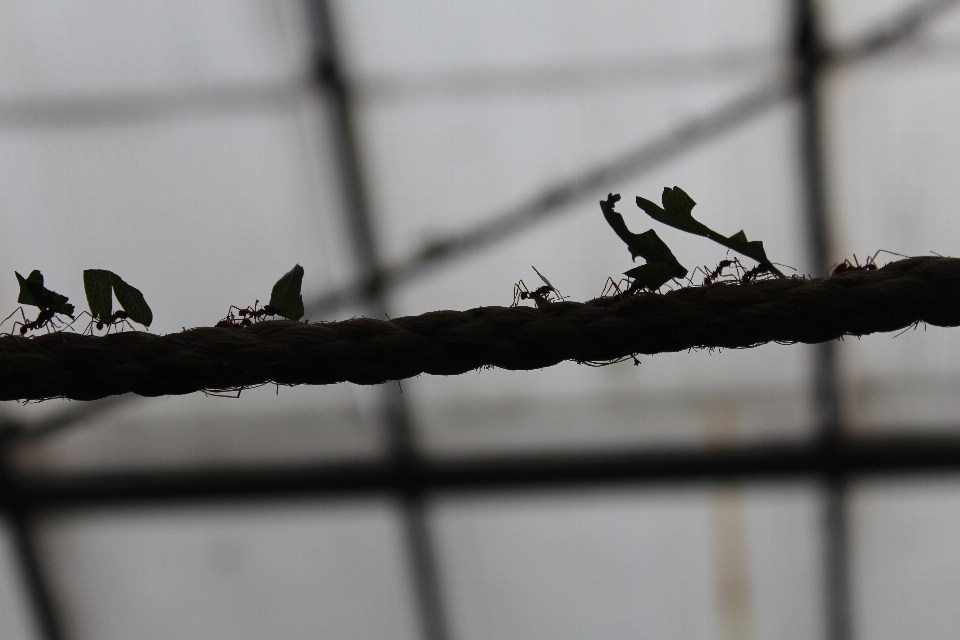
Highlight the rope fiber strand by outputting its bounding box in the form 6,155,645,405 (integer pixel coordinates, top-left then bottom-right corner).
2,256,958,402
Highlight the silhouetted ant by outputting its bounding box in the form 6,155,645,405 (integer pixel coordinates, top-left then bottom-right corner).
512,267,565,308
703,259,734,286
831,253,878,276
2,307,66,336
215,301,281,330
215,315,251,330
513,281,558,308
740,263,773,283
62,310,136,335
601,277,632,298
90,309,134,333
235,301,281,322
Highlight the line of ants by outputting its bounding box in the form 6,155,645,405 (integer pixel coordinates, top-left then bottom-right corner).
1,300,285,337
215,301,282,330
597,250,894,300
827,250,909,276
599,256,778,299
0,308,134,336
0,250,907,336
694,257,777,286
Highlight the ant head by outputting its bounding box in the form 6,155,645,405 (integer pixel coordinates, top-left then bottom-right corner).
96,321,105,330
19,325,28,335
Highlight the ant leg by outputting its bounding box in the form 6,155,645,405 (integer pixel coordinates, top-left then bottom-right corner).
874,248,909,261
65,311,94,334
1,307,29,335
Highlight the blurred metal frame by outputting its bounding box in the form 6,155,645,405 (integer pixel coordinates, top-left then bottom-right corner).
1,1,960,639
304,1,449,638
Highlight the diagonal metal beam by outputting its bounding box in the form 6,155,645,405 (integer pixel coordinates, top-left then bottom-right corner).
792,0,850,638
0,436,63,640
304,2,449,639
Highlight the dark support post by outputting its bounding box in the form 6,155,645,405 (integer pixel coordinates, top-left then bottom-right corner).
793,2,850,640
303,2,450,639
0,438,63,640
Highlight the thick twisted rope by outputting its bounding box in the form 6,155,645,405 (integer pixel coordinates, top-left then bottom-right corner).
2,257,957,402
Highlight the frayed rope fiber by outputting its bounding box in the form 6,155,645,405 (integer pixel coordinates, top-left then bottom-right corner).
2,257,958,402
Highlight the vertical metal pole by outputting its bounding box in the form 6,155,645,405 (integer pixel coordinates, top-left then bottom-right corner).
0,437,63,640
303,3,450,639
792,2,850,640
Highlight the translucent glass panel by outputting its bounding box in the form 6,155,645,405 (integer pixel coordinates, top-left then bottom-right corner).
342,0,791,267
0,519,39,640
823,0,960,46
335,0,789,78
434,482,824,640
0,108,351,321
36,500,419,640
7,385,383,475
850,477,960,640
0,0,311,100
825,23,960,432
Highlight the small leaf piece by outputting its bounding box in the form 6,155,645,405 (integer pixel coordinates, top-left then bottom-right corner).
636,187,784,276
269,264,305,321
531,266,554,290
83,270,114,322
600,194,687,290
82,269,153,327
15,270,75,316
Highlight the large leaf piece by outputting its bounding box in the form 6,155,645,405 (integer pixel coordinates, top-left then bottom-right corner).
600,194,687,290
82,270,114,321
111,274,153,326
82,269,153,327
269,264,305,321
636,187,784,276
15,270,74,316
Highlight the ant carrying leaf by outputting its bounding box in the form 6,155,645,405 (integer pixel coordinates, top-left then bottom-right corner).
217,264,305,329
5,270,75,335
513,266,564,308
600,193,688,292
82,269,153,332
635,187,784,277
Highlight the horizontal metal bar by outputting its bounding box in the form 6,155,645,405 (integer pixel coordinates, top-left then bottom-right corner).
3,431,959,510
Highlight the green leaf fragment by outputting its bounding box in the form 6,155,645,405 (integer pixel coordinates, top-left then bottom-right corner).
636,187,783,277
269,264,305,321
110,274,152,327
600,194,688,290
82,269,153,327
531,266,554,290
83,270,114,322
623,262,682,289
15,270,74,316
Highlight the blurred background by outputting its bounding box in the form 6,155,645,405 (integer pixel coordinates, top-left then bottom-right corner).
1,1,959,638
